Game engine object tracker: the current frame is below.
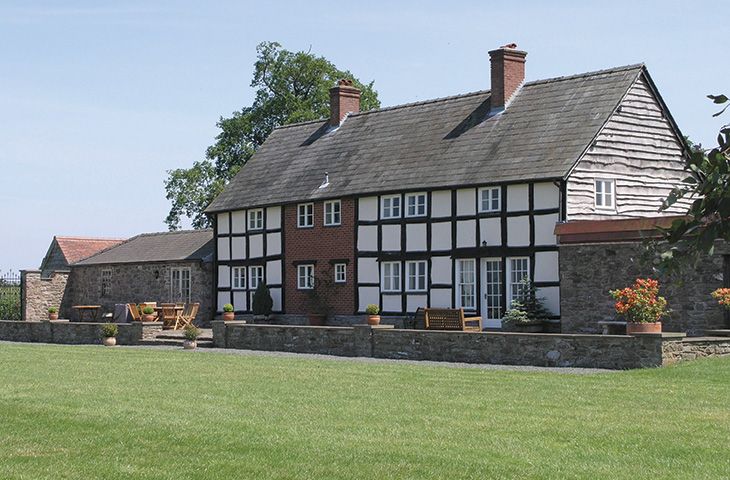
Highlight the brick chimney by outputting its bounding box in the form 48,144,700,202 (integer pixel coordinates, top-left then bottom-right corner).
329,79,361,127
489,43,527,110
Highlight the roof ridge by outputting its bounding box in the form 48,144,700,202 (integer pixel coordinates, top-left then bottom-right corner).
134,228,213,237
524,63,645,87
55,236,126,241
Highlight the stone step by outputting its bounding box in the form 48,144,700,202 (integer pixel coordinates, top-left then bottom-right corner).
138,338,215,348
705,329,730,337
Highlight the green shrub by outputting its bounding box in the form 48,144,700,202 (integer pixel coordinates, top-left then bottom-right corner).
501,302,532,325
142,306,155,315
101,323,118,338
184,324,200,341
48,307,58,314
223,303,234,313
365,304,379,315
252,283,273,317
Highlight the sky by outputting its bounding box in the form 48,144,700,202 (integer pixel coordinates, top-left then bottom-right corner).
1,0,727,273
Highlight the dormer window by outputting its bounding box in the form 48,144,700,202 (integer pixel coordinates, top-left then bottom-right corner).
595,179,615,210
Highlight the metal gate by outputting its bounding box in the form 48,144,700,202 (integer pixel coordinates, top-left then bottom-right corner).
0,271,21,320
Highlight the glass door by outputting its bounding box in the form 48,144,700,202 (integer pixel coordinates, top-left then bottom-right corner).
481,258,503,328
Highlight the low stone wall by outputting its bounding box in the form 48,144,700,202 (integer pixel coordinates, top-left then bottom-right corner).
0,320,142,345
212,322,713,369
662,337,730,363
21,270,70,320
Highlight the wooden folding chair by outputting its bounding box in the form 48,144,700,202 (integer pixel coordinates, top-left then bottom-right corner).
127,303,141,322
174,303,199,330
161,306,179,329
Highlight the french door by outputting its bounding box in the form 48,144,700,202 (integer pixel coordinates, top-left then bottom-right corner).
171,267,192,303
480,258,502,328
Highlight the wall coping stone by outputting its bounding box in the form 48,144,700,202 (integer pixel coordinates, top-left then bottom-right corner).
631,332,687,339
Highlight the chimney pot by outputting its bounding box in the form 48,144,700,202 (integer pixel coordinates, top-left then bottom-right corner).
329,79,361,127
489,43,527,111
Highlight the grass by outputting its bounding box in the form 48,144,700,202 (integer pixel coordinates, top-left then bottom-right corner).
0,344,728,479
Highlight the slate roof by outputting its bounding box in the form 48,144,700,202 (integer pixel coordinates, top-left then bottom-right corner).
54,237,126,265
206,64,647,214
73,230,213,266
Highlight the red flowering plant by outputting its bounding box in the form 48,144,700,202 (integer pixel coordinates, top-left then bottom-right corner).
711,288,730,309
609,278,668,324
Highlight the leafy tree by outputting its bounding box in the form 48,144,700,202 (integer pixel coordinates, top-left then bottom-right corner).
165,41,380,229
658,94,730,271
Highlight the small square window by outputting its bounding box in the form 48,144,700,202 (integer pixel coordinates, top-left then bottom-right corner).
232,267,246,290
479,187,501,212
324,200,341,226
405,193,427,217
248,209,264,230
595,179,615,209
334,263,347,283
297,264,314,289
298,203,314,228
406,260,427,292
381,261,401,292
381,195,401,219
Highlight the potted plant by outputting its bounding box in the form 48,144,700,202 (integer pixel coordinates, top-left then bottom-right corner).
183,324,200,349
711,288,730,309
501,278,549,332
252,283,273,323
47,307,59,321
222,303,235,321
101,323,118,346
365,304,381,326
610,278,668,334
141,306,156,322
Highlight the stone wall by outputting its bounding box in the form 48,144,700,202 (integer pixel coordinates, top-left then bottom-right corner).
21,270,70,320
0,320,142,345
213,322,710,369
559,242,728,335
662,337,730,363
66,261,214,323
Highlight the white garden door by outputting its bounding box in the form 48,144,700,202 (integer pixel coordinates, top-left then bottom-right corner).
481,258,503,329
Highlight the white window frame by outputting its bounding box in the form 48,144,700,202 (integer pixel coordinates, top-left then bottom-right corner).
456,259,476,311
381,195,401,219
479,187,501,213
249,265,264,290
171,267,192,303
324,200,341,226
297,264,315,289
381,261,401,292
334,263,347,283
405,192,427,217
297,203,314,228
594,179,616,210
507,257,530,305
483,259,502,320
100,268,112,297
232,266,246,290
405,260,427,292
248,209,264,230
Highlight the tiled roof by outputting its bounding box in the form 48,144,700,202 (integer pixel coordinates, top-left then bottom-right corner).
206,64,645,213
55,237,126,265
73,230,213,266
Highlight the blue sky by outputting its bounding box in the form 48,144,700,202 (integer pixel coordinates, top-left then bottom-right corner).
1,0,727,272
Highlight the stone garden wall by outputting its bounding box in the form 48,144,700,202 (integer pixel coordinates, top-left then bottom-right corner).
559,242,728,335
0,320,142,345
21,270,69,320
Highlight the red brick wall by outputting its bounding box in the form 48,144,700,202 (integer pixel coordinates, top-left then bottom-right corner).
283,198,356,315
489,47,526,108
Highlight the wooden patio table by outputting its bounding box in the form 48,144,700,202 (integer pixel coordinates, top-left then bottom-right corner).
154,306,185,329
71,305,101,322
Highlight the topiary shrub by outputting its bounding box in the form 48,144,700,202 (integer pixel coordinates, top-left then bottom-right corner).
184,324,200,341
101,323,118,338
252,283,273,317
223,303,234,313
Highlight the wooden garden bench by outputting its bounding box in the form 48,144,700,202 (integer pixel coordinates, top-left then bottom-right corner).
424,308,482,332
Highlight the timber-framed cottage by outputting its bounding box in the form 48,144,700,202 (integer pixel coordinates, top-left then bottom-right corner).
205,44,689,327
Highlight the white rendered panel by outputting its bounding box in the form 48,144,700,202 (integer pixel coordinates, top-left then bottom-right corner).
430,288,452,308
232,291,247,311
218,265,230,288
507,184,529,212
249,234,264,258
407,295,428,313
534,182,559,209
430,256,452,284
266,232,282,255
382,295,401,312
537,286,560,315
217,291,231,311
431,222,452,251
231,237,246,260
382,225,401,251
359,197,378,221
231,210,246,234
534,213,559,246
358,286,380,311
456,188,476,216
534,251,559,282
217,213,230,235
266,206,281,230
479,217,502,247
358,257,379,283
266,260,282,285
358,225,378,251
456,220,476,248
270,287,282,311
406,223,427,251
217,237,230,261
431,190,452,217
507,216,530,247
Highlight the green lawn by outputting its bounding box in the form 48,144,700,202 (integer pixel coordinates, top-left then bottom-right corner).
0,344,728,479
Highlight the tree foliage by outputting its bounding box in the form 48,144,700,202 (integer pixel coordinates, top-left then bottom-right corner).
164,41,380,229
658,94,730,270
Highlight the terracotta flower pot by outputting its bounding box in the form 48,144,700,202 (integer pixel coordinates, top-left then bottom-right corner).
367,315,381,326
223,312,235,321
308,314,326,326
48,313,59,321
183,340,197,350
103,337,117,347
142,314,156,322
626,322,662,335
